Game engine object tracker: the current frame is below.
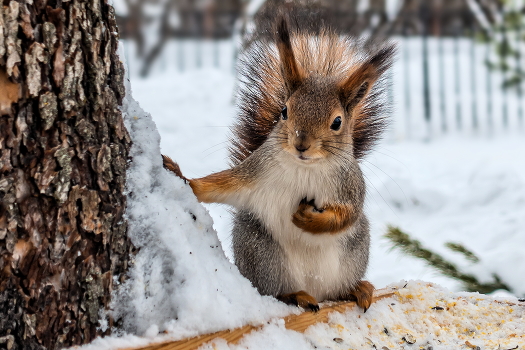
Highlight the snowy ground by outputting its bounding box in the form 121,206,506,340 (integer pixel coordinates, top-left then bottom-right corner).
77,62,525,349
201,281,525,350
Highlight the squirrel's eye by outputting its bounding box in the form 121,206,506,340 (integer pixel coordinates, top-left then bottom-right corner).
281,107,288,120
330,116,342,131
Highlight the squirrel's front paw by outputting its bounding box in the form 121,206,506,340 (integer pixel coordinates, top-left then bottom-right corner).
162,154,188,183
292,198,326,233
293,198,356,234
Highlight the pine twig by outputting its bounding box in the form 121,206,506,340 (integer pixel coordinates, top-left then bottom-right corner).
384,226,512,294
445,242,480,263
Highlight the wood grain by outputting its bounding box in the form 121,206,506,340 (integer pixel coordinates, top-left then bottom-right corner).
124,289,394,350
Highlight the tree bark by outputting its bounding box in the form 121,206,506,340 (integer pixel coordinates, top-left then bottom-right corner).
0,0,134,349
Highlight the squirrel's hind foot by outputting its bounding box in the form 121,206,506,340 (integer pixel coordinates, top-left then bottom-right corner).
346,280,375,312
278,291,319,312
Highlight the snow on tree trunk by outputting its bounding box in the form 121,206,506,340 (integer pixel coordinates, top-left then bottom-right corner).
0,0,134,349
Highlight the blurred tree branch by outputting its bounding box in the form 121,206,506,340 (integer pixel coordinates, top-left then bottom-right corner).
385,226,513,295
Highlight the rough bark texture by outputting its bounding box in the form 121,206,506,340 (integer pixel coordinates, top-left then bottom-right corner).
0,0,134,349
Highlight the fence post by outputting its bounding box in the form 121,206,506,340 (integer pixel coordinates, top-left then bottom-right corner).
485,38,493,135
403,35,412,139
421,2,432,140
502,25,509,129
470,25,478,132
178,40,185,72
214,40,220,68
517,23,523,129
454,31,462,131
438,33,447,134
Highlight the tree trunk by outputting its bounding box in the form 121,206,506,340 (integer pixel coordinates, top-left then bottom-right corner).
0,0,134,349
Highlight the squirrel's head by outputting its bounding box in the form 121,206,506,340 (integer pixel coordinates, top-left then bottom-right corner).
272,18,395,164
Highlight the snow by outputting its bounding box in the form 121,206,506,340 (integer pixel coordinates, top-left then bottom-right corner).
77,37,524,348
365,137,525,296
82,280,525,350
304,281,524,350
201,281,525,350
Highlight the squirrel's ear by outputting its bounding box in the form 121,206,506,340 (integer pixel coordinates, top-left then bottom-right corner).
276,17,304,96
339,44,396,113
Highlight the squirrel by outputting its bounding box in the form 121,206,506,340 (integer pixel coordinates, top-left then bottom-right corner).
163,18,395,312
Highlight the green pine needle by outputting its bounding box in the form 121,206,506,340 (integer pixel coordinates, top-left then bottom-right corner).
385,226,512,295
445,242,480,263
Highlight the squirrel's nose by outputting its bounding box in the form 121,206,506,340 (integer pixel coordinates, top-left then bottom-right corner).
295,144,310,153
294,130,310,152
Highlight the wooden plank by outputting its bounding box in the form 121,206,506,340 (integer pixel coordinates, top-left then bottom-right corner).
125,289,394,350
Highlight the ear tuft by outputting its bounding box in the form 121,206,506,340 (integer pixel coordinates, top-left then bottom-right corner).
276,17,291,49
340,43,396,111
275,16,304,95
367,44,396,76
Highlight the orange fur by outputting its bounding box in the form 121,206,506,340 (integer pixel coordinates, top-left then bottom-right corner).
189,171,245,204
163,155,246,204
292,201,358,234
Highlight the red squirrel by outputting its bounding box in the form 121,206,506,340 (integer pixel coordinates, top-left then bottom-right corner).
163,18,395,312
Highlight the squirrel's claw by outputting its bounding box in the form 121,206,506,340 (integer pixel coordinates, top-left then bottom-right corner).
347,280,375,312
308,302,320,312
294,198,323,219
307,198,324,212
162,154,188,183
299,198,324,212
278,291,319,313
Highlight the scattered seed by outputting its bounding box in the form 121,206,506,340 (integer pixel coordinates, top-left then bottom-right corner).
402,334,416,344
431,306,444,310
365,337,377,349
465,341,481,350
333,338,343,343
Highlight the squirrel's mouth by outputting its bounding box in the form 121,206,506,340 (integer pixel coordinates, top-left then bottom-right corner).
296,154,321,163
282,145,323,163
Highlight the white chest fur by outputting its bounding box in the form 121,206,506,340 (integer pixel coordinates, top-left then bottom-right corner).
233,152,357,300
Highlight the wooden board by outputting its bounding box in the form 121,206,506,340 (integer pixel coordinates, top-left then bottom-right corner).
124,289,394,350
